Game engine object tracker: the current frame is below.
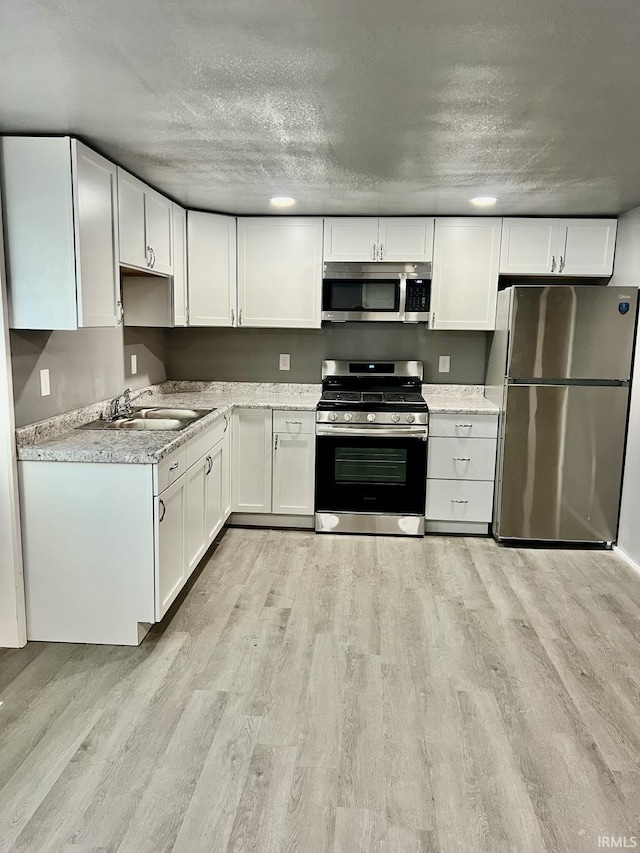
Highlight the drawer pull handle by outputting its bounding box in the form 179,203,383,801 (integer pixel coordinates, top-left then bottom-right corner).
452,456,471,461
169,462,180,471
286,420,302,425
455,423,473,428
450,499,469,503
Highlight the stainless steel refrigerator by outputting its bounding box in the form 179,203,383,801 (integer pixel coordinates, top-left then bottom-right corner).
486,285,638,545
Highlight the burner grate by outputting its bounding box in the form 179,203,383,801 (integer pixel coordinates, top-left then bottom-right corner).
322,391,361,402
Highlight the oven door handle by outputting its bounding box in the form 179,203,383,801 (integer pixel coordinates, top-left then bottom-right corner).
316,424,428,438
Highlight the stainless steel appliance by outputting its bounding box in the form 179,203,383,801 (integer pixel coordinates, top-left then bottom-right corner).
487,285,638,545
322,262,431,323
315,360,429,536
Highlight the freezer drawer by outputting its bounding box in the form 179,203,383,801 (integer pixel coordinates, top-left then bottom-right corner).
495,383,629,542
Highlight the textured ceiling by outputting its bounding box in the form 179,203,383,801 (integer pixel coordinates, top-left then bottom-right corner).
1,0,640,216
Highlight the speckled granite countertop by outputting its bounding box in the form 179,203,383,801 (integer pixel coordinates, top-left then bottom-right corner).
16,381,498,464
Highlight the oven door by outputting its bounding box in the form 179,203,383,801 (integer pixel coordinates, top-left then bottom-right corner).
315,429,427,515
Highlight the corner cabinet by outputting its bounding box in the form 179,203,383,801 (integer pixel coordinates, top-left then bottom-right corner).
1,136,121,330
323,217,434,262
500,218,617,276
117,168,174,275
187,212,237,326
237,218,323,328
430,218,501,331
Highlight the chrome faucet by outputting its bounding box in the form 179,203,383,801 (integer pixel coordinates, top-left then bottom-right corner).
105,388,133,421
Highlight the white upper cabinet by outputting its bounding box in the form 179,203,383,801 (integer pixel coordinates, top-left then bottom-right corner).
559,219,617,276
500,218,617,276
1,136,120,330
172,204,187,326
117,168,174,275
187,212,237,326
431,218,502,331
377,218,434,262
238,217,323,328
323,218,379,261
323,217,434,262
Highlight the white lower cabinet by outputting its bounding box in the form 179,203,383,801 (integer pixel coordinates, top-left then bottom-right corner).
19,417,231,646
425,413,498,534
156,474,187,620
232,408,316,517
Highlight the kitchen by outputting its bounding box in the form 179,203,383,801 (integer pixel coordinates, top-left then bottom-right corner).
2,0,640,850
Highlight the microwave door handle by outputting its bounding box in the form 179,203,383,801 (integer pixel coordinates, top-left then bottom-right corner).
398,275,408,321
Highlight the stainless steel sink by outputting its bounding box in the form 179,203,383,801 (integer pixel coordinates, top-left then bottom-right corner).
77,406,215,432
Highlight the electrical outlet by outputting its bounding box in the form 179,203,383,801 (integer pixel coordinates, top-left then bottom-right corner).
39,368,51,397
279,353,291,371
131,354,138,375
438,355,451,373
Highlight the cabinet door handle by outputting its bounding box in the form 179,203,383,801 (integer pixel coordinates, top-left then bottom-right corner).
452,456,471,461
205,455,213,475
169,461,179,471
450,499,469,503
146,245,152,267
116,300,124,324
455,423,473,428
150,247,156,268
559,255,565,273
372,243,377,261
238,308,243,325
159,498,166,522
379,243,384,260
231,308,235,326
223,415,229,432
274,434,278,450
551,255,556,272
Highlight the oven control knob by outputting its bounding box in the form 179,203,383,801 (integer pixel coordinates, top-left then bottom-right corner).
328,412,338,422
406,414,416,423
344,412,353,421
367,413,376,422
391,413,401,423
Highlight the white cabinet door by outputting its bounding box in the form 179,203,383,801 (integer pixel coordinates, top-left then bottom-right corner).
185,455,208,577
559,219,617,276
431,218,502,330
146,189,173,275
238,218,323,328
232,409,272,513
205,440,224,543
323,218,378,261
155,475,187,620
187,212,237,326
72,141,120,328
272,432,315,515
378,218,434,262
172,204,187,326
500,219,559,274
117,169,148,270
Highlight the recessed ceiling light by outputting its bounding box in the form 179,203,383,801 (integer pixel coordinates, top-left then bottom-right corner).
270,196,296,208
470,196,499,206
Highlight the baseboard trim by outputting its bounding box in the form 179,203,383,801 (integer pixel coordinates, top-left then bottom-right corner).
425,520,489,536
228,513,314,529
613,545,640,578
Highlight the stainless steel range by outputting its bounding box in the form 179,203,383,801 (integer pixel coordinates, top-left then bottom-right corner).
315,360,429,536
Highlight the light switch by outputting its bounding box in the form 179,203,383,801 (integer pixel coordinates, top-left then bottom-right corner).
39,368,51,397
131,354,138,375
279,353,291,371
438,356,451,373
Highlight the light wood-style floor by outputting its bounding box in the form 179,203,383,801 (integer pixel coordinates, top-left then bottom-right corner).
1,530,640,853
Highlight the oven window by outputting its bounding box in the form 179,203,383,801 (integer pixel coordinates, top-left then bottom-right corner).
335,446,407,484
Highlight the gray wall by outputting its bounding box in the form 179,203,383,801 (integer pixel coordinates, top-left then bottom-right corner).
10,326,167,427
165,325,488,385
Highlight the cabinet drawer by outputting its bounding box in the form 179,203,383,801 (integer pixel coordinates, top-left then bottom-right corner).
425,479,494,523
155,445,187,495
186,415,228,468
429,413,498,438
272,410,315,435
427,437,497,481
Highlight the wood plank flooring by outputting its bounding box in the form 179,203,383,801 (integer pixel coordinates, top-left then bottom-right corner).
1,529,640,852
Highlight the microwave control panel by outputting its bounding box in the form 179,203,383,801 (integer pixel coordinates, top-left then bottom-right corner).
405,281,430,312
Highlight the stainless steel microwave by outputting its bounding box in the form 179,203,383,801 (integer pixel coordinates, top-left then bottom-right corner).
322,262,431,323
